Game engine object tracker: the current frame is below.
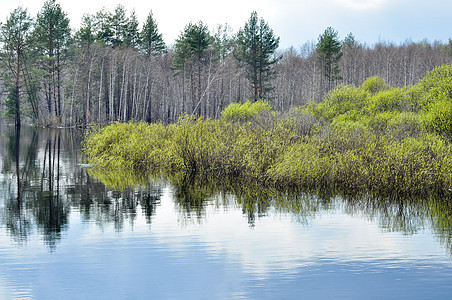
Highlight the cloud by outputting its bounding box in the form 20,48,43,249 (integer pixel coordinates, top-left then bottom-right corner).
333,0,388,10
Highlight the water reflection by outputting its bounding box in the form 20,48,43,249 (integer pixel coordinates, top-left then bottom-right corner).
2,124,452,298
0,125,165,249
0,124,452,257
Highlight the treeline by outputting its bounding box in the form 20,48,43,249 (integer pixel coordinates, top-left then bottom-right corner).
1,1,452,126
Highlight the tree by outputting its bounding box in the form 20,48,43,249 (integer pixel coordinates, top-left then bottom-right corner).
235,11,280,101
0,7,34,127
140,12,166,56
94,5,137,48
34,0,71,119
75,14,96,47
173,22,211,114
123,9,140,48
341,32,360,85
343,32,356,47
184,22,211,114
213,24,234,62
139,12,165,122
108,5,128,47
316,27,343,91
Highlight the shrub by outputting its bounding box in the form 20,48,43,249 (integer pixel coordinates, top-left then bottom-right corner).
417,65,452,109
220,100,272,122
313,85,370,120
366,87,406,114
362,76,388,94
281,107,319,136
422,99,452,136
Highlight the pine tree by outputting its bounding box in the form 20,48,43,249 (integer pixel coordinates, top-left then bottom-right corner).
34,0,71,119
173,32,190,113
173,22,211,114
0,7,34,127
185,22,210,114
316,27,343,91
109,5,128,47
75,14,96,47
124,9,140,48
140,12,166,56
235,11,280,101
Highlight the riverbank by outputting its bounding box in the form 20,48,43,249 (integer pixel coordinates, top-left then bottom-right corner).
83,66,452,197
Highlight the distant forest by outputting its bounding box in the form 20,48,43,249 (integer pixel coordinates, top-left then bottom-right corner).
1,0,452,126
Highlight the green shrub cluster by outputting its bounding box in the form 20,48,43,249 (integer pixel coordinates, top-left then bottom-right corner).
309,65,452,138
83,122,175,171
84,66,452,196
220,99,272,122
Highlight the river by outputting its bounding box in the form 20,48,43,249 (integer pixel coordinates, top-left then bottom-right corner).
0,124,452,299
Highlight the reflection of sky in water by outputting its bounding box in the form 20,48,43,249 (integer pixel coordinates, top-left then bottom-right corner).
1,187,452,299
1,125,452,299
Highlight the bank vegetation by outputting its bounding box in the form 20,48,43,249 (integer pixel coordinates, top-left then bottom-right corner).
83,65,452,196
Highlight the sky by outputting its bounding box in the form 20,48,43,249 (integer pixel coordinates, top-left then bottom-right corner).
1,0,452,49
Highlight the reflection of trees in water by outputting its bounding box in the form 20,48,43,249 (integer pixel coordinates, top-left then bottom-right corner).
170,176,330,227
1,125,452,254
343,194,428,234
0,125,164,250
429,198,452,255
1,126,34,244
72,171,163,232
169,174,452,254
0,127,71,250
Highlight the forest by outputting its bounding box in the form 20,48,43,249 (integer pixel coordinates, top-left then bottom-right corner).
1,0,452,127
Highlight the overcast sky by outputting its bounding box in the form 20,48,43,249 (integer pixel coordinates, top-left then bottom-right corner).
2,0,452,49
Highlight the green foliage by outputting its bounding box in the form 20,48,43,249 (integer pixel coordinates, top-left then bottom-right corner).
83,121,175,171
220,100,272,122
172,21,211,114
366,88,405,114
343,32,356,47
308,64,452,138
84,67,452,197
414,65,452,136
173,21,211,69
422,99,452,136
34,0,71,119
417,65,452,109
76,5,141,48
362,76,388,94
184,21,211,61
280,106,319,136
35,0,71,54
3,85,18,119
312,84,370,120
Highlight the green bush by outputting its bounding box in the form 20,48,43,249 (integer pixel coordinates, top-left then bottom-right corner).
422,99,452,136
362,76,388,95
366,87,405,114
312,85,370,120
417,65,452,109
220,100,272,122
83,121,174,171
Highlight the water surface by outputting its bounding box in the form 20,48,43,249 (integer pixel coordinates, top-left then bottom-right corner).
1,124,452,299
